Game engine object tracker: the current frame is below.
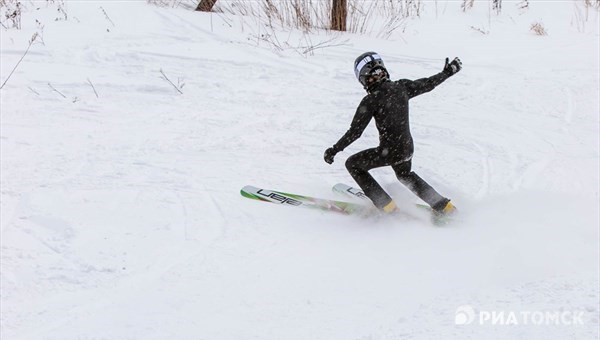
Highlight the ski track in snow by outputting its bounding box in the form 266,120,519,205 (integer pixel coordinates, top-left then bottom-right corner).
1,1,599,339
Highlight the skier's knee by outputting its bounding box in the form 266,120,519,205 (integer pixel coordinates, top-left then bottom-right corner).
392,160,412,178
396,170,414,181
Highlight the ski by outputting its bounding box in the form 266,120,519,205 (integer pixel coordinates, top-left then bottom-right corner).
332,183,454,224
332,183,371,202
241,185,367,215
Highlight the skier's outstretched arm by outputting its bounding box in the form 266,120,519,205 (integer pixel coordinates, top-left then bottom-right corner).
400,57,462,98
324,99,373,164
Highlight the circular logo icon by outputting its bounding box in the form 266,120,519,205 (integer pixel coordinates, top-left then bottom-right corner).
455,305,476,325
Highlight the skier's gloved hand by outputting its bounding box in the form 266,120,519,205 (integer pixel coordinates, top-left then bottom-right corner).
324,147,337,164
443,57,462,76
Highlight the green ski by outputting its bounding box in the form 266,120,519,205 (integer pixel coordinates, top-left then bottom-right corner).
241,185,367,215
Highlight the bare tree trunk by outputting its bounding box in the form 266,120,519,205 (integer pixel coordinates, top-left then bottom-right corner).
196,0,217,12
331,0,347,31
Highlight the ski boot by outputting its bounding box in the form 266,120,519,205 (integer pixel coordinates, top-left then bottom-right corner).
382,200,397,214
431,201,457,225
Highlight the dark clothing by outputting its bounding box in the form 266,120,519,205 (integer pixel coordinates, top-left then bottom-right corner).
333,71,451,210
345,148,449,210
333,72,450,156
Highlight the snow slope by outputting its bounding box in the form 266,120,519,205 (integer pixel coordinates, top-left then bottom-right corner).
1,1,598,339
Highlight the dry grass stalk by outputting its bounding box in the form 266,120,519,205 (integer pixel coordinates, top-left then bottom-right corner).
461,0,474,12
530,22,547,36
0,32,40,89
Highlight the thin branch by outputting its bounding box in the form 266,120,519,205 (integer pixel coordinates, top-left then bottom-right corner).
87,78,99,98
159,69,183,94
100,6,115,27
48,83,66,99
0,33,38,90
28,86,40,96
301,38,349,55
470,26,489,35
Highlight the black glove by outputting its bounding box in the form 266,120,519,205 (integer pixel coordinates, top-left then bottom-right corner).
443,57,462,76
324,147,337,164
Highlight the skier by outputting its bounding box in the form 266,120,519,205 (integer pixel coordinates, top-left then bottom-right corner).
324,52,462,215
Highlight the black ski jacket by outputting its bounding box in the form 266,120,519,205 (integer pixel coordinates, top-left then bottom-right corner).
333,71,450,162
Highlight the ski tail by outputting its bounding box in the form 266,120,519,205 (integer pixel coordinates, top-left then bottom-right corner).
332,183,370,202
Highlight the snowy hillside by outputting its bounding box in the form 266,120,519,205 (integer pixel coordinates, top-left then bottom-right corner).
1,1,599,339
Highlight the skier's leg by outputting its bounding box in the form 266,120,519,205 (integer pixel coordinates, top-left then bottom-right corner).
392,160,451,212
345,148,395,211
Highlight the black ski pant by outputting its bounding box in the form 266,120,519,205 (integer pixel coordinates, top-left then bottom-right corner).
345,147,449,211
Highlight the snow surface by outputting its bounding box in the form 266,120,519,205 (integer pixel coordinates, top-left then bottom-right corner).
1,1,599,339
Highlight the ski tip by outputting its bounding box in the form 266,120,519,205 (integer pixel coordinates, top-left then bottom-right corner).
240,185,257,197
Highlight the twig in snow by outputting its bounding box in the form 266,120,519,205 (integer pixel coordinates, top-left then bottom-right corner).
48,83,67,99
518,0,529,10
461,0,474,12
492,0,502,15
28,86,40,96
301,37,349,55
87,78,99,98
530,22,547,36
35,20,46,45
0,32,39,90
470,26,489,35
159,69,184,94
2,1,22,29
55,2,68,22
100,6,115,27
